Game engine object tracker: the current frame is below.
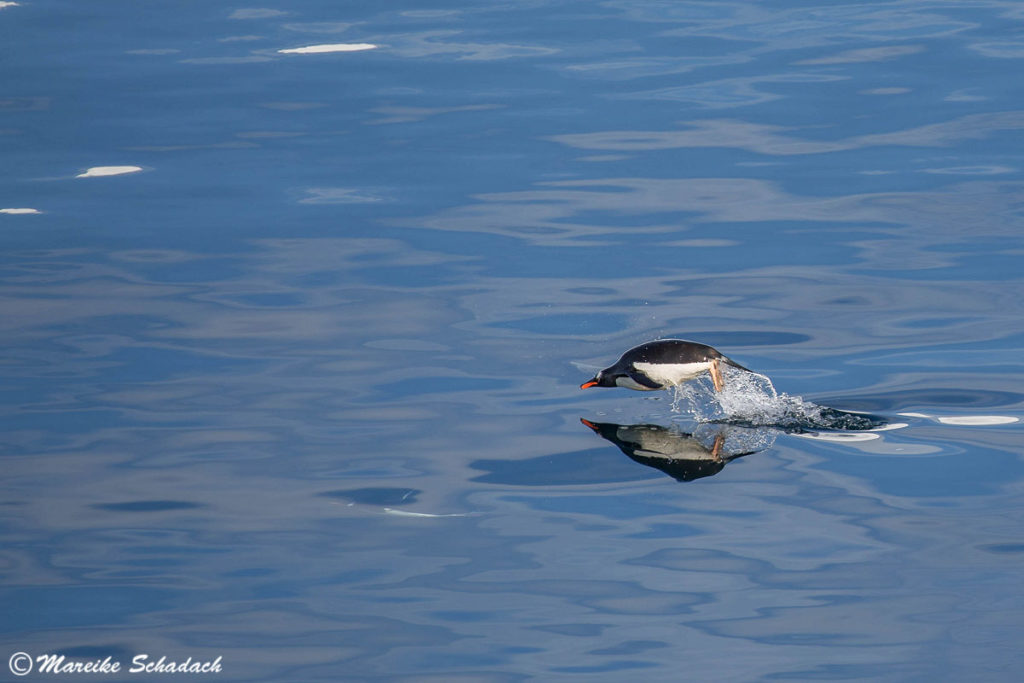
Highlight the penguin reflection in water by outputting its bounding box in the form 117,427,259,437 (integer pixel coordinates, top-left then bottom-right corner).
580,419,762,482
580,339,752,393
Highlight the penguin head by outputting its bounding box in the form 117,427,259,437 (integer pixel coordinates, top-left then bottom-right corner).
580,367,621,389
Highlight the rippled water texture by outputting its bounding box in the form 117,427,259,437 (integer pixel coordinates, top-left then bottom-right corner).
3,1,1024,680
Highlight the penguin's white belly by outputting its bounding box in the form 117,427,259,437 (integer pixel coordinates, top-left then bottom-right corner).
633,361,712,387
615,374,659,391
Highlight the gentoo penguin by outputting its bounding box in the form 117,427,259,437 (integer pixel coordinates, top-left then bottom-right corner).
580,339,751,393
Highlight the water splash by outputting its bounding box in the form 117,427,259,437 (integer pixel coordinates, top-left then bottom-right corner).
669,369,885,432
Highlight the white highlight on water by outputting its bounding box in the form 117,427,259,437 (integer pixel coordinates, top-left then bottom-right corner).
899,412,1019,426
278,43,378,54
383,508,470,518
796,431,880,442
76,165,143,178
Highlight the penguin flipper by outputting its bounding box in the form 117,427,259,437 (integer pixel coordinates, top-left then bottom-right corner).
628,370,663,390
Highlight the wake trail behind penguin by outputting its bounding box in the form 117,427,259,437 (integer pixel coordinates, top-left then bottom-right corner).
669,368,884,432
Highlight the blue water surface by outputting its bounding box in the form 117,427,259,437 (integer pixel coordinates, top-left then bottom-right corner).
3,1,1024,680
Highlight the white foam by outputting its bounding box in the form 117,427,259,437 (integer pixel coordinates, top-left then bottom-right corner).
1,208,40,214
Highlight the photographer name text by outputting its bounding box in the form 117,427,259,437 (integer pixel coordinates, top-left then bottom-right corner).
9,652,222,676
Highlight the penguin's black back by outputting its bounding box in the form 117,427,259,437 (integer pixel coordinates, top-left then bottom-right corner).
618,339,725,366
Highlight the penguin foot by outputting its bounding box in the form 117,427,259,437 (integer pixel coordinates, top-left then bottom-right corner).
711,432,725,461
709,357,724,392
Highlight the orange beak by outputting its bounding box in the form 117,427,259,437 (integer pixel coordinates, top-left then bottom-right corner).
580,380,599,389
580,418,598,430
